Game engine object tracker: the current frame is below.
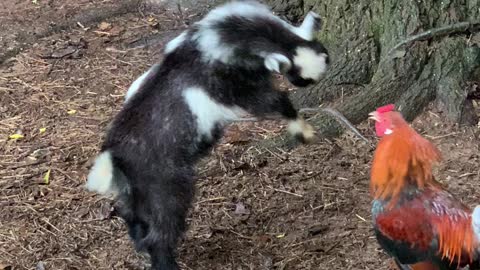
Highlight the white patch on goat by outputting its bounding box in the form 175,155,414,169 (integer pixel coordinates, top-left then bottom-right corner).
183,87,247,138
264,53,291,73
202,2,319,41
287,118,315,141
473,206,480,241
86,151,115,195
199,1,271,25
193,1,275,63
164,31,187,54
293,47,328,81
192,28,234,63
125,66,157,102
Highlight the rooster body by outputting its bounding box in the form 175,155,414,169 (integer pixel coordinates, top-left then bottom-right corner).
373,186,478,270
369,105,480,270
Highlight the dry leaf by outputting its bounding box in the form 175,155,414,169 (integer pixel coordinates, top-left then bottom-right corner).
39,127,46,133
43,169,51,185
147,16,159,27
36,261,45,270
98,22,112,31
223,125,252,144
234,202,250,215
9,133,24,140
50,46,78,59
0,263,12,270
31,149,49,160
67,109,77,115
97,202,114,220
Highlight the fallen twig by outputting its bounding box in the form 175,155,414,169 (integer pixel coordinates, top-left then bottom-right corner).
424,132,460,140
2,160,48,170
355,214,367,222
195,197,226,205
272,188,303,197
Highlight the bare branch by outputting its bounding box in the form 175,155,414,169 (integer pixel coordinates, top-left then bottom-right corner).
387,21,480,57
318,108,369,143
234,107,370,143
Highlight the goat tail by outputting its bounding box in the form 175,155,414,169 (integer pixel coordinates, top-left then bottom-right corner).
86,150,129,196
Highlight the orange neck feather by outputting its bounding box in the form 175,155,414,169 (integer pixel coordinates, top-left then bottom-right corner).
370,115,442,202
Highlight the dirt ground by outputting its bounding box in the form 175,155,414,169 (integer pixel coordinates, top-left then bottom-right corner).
1,1,479,270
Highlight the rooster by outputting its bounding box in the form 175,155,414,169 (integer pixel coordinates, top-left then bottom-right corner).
368,104,480,270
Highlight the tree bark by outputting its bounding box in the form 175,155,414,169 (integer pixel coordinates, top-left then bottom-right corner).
267,0,480,138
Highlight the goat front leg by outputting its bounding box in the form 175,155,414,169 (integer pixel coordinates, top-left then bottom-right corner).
245,91,316,143
279,97,316,144
286,116,316,144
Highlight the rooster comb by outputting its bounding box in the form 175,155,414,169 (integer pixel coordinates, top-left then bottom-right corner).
376,104,395,114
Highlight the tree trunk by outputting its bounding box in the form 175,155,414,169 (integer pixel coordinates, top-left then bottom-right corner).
267,0,480,138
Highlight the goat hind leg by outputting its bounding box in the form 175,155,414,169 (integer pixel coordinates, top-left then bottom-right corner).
148,242,179,270
143,174,194,270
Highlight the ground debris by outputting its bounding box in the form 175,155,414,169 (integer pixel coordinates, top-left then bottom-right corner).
0,1,479,270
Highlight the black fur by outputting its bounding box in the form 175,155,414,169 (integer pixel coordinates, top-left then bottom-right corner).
97,3,329,269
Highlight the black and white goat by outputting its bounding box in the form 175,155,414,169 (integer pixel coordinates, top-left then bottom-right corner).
86,1,329,269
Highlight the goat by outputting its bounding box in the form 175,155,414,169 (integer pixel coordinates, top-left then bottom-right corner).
86,1,329,269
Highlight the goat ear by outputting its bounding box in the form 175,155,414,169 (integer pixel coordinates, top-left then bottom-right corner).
264,53,291,73
295,11,322,40
304,11,322,32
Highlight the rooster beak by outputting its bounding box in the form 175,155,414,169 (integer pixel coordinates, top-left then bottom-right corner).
368,111,378,121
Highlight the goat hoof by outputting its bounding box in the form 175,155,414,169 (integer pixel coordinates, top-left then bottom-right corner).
288,119,316,144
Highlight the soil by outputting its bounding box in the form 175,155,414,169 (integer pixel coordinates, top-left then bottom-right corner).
1,1,479,270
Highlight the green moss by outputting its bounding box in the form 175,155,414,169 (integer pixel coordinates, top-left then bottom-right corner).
369,21,384,44
315,30,336,52
464,46,480,77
